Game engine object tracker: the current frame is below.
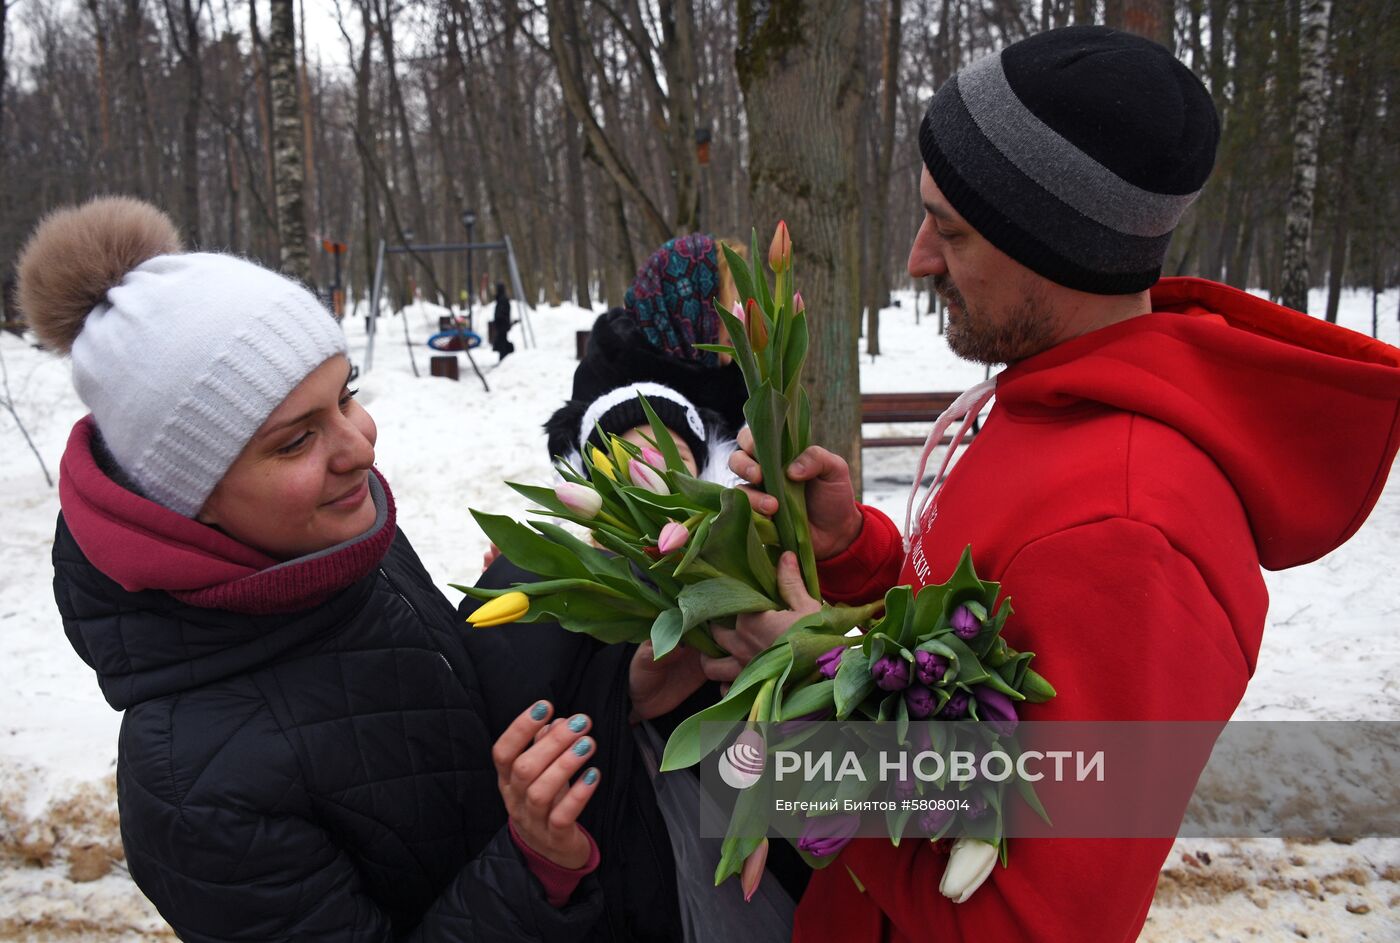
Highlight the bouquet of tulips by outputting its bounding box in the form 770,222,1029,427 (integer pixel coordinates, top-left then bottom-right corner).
459,222,1056,902
659,545,1055,898
458,222,829,660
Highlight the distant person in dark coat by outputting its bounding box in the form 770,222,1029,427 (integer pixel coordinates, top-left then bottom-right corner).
18,196,609,942
492,282,515,361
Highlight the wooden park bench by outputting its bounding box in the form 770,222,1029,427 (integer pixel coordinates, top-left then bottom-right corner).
860,391,974,449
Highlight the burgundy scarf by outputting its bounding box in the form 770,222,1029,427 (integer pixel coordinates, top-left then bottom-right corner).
59,416,397,615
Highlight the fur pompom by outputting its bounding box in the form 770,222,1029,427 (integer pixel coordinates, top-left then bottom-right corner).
16,197,182,354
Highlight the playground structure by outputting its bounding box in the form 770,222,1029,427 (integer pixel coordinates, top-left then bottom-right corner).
364,235,536,392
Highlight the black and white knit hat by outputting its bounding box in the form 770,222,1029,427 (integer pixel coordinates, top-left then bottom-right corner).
544,381,735,484
919,26,1219,295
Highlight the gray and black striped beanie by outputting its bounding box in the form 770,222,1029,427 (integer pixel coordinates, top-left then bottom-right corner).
919,26,1219,295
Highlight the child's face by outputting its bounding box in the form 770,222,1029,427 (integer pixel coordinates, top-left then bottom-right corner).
198,356,379,559
619,426,697,476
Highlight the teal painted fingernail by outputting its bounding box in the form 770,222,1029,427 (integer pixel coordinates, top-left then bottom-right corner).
567,714,588,733
583,768,599,786
530,701,548,721
572,737,592,756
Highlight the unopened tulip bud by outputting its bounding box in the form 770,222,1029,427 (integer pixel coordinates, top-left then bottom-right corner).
467,591,529,628
745,298,768,352
871,655,910,691
793,291,805,315
768,220,791,274
731,299,746,325
741,838,769,903
915,649,949,685
641,445,666,468
973,686,1019,736
950,604,981,640
589,446,616,481
628,458,670,495
939,838,999,904
905,685,937,719
796,813,860,858
939,691,969,719
657,521,689,555
816,645,846,680
555,482,602,519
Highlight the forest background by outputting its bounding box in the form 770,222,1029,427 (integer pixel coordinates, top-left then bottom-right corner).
1,0,1397,466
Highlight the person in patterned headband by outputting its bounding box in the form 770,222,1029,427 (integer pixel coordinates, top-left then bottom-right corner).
570,233,751,440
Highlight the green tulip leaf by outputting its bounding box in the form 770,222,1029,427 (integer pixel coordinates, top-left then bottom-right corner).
650,608,686,659
678,576,775,632
470,510,592,581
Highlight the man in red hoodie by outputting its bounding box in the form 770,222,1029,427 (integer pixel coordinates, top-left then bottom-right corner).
723,25,1400,943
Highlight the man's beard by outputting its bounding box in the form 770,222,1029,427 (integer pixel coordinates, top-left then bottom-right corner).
935,275,1055,366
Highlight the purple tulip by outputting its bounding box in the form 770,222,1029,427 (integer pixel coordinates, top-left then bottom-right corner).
973,686,1019,736
797,813,861,858
774,710,833,739
939,691,969,719
892,775,917,801
870,655,910,691
905,685,937,719
919,806,956,835
965,793,990,820
951,605,981,640
816,646,847,680
915,649,949,685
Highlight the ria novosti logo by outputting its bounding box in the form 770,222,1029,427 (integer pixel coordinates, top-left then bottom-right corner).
717,730,765,789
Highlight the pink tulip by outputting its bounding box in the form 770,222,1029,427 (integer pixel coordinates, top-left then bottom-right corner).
793,291,805,315
657,521,689,555
731,299,746,325
641,445,666,468
741,838,769,903
627,458,670,495
554,482,602,519
768,220,791,274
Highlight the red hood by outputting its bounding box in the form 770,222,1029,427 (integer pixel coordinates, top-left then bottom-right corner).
996,277,1400,570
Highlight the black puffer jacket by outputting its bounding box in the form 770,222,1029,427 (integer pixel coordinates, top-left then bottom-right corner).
54,517,602,942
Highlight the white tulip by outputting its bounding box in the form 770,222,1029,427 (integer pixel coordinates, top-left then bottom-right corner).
938,838,999,904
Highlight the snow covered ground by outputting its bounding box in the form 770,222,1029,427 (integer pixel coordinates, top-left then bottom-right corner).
1,286,1397,940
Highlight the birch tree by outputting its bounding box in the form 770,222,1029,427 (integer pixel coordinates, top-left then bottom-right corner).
1280,0,1333,313
269,0,310,279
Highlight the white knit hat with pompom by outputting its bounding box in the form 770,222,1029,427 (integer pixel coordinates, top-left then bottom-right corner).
17,197,346,517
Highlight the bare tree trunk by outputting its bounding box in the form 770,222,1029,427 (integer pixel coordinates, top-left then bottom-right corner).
544,0,672,247
865,0,902,356
250,0,281,261
737,0,866,483
1280,0,1332,313
269,0,310,280
660,0,701,231
84,0,112,160
165,0,204,245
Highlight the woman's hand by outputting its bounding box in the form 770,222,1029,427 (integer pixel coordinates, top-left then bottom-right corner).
702,552,820,685
493,702,600,869
728,427,863,560
629,641,707,723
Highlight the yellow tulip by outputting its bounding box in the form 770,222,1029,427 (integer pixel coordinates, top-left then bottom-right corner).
590,446,617,480
467,591,530,628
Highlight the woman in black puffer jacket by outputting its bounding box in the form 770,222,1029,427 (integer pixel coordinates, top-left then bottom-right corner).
20,197,606,942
